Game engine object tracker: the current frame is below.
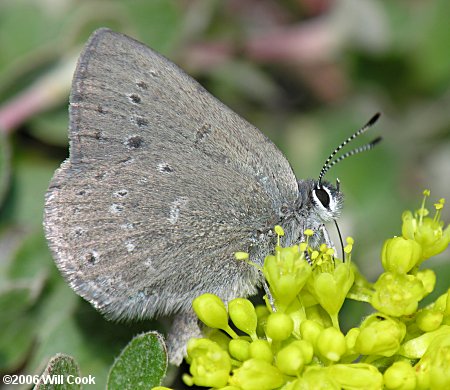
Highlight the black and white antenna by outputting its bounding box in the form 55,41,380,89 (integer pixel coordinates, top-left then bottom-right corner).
318,113,382,187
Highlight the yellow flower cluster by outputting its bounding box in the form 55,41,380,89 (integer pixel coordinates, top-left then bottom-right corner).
175,191,449,390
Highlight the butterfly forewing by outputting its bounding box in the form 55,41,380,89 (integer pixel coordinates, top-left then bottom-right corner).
44,28,299,320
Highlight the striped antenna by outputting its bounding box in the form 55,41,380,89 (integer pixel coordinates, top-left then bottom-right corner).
318,113,381,186
320,137,382,181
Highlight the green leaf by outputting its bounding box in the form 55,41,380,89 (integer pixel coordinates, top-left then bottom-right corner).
28,108,70,147
3,151,58,228
8,229,54,280
107,331,168,390
25,280,164,389
0,284,35,319
0,285,37,371
0,226,29,284
413,0,450,89
125,0,181,53
34,353,81,390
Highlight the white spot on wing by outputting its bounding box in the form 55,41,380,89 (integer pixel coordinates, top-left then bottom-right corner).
110,203,124,214
144,258,155,272
169,197,188,224
120,157,134,165
157,162,174,174
121,222,135,230
126,241,135,253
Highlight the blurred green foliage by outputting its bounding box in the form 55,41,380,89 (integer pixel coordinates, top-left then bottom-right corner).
0,0,448,388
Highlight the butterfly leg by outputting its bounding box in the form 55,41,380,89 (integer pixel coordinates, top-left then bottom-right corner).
298,231,313,266
304,250,313,265
320,224,336,254
263,279,276,312
167,310,203,365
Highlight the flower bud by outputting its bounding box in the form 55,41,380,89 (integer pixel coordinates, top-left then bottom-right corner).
207,329,231,351
317,327,346,362
300,319,323,347
415,332,450,390
399,325,450,359
304,303,332,328
285,299,303,337
381,237,422,273
265,312,294,341
263,246,311,310
229,359,284,390
417,218,449,259
193,293,228,330
290,339,314,364
402,210,450,260
328,363,383,390
383,361,416,390
416,269,436,295
228,298,257,339
276,343,305,376
371,272,425,316
249,339,273,363
279,379,303,390
416,309,443,332
401,210,416,240
182,374,193,387
255,305,269,337
228,339,250,361
344,328,361,359
433,289,450,314
299,366,340,389
307,260,354,318
355,313,406,356
192,293,237,338
186,338,231,388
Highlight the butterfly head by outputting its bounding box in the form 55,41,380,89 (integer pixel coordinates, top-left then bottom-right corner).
311,179,343,223
306,113,382,232
295,113,382,252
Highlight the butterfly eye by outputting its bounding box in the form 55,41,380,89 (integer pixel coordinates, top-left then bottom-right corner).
314,187,330,208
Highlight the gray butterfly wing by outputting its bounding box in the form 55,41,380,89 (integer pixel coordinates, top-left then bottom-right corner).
44,28,299,321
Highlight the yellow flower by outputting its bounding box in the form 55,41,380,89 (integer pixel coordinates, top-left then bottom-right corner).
401,193,449,261
185,338,231,388
381,236,422,273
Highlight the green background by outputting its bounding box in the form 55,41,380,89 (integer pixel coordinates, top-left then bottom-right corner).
0,0,449,388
